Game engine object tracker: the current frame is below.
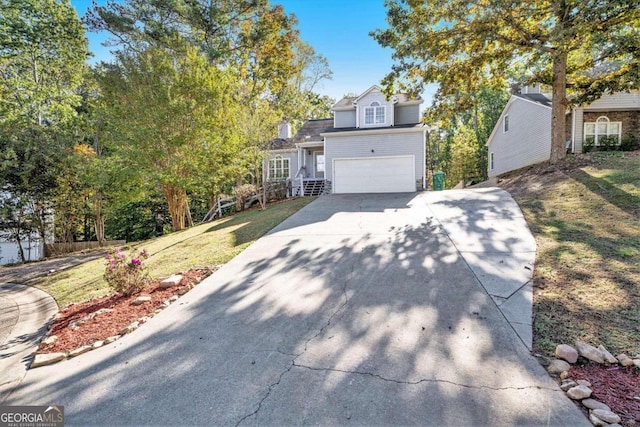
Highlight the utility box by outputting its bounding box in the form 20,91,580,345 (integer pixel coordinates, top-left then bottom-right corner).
432,172,445,191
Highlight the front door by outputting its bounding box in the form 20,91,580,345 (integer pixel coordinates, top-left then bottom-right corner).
314,152,325,178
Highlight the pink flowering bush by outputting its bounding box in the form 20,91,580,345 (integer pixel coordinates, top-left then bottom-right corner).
104,248,151,296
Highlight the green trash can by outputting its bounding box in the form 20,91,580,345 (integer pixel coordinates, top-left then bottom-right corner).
432,171,445,191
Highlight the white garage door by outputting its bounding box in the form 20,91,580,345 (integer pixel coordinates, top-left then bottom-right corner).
333,156,415,193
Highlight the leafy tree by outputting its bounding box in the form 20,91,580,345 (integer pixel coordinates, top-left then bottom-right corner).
372,0,640,163
84,0,300,96
98,47,242,231
0,0,88,126
0,0,89,256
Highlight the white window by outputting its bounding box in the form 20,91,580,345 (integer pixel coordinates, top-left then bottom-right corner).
490,152,494,170
584,116,621,146
365,101,385,125
503,114,509,133
268,155,289,179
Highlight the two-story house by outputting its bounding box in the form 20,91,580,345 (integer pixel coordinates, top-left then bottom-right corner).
267,85,427,195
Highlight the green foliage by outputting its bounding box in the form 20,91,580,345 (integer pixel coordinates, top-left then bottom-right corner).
583,136,596,153
105,198,171,242
373,0,640,163
425,85,508,186
104,247,151,296
599,135,620,151
620,136,640,152
0,0,88,126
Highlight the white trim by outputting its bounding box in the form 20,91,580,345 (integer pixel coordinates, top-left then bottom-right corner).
296,141,324,148
583,116,622,145
503,114,509,133
321,126,425,138
267,155,291,180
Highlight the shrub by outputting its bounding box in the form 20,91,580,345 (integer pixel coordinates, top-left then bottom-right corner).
599,135,619,151
104,248,151,296
620,136,640,152
583,136,595,153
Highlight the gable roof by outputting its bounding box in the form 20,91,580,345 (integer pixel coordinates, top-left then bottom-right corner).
332,85,423,111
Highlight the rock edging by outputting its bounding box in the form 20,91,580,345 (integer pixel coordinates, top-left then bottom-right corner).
30,276,196,369
547,341,639,427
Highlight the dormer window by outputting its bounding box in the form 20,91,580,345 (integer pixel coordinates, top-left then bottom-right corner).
365,101,385,125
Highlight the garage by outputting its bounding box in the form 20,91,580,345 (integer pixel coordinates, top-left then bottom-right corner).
333,155,415,193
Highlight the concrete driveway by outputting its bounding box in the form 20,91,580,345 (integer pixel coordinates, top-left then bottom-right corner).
5,190,588,426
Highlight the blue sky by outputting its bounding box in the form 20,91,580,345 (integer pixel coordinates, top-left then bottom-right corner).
71,0,434,103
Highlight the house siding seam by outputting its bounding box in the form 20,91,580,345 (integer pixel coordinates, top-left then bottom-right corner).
487,97,551,177
324,131,425,191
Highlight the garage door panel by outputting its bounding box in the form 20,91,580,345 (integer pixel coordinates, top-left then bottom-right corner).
333,156,414,193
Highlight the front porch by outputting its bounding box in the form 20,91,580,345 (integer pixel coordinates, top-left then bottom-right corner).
292,141,326,196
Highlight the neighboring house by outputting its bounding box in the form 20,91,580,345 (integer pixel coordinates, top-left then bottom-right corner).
487,87,640,177
267,85,427,195
0,192,53,265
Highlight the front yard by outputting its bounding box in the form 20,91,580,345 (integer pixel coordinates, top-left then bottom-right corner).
29,198,314,308
498,151,640,357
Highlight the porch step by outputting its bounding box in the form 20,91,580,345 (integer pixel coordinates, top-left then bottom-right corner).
303,180,325,196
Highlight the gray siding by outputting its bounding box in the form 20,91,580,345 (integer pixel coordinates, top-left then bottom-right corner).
488,97,551,177
334,110,356,128
585,91,640,111
325,130,425,191
573,108,584,153
357,90,393,128
266,151,298,179
394,105,420,125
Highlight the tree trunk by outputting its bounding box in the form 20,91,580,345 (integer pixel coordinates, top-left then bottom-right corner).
550,52,568,164
163,184,187,231
185,200,194,228
93,194,106,244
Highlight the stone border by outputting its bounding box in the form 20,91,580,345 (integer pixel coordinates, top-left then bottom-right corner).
547,341,640,427
31,276,197,369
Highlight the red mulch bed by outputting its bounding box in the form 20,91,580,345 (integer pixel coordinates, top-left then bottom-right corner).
570,364,640,426
38,268,214,354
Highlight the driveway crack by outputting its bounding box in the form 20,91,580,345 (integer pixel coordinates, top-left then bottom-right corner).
291,362,561,392
235,245,365,425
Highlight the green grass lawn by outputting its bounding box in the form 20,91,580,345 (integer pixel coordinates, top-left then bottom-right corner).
33,198,315,308
499,151,640,357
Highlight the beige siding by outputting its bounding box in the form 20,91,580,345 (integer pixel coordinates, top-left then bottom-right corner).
325,130,425,191
488,97,551,177
334,110,356,128
394,105,420,125
585,91,640,111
